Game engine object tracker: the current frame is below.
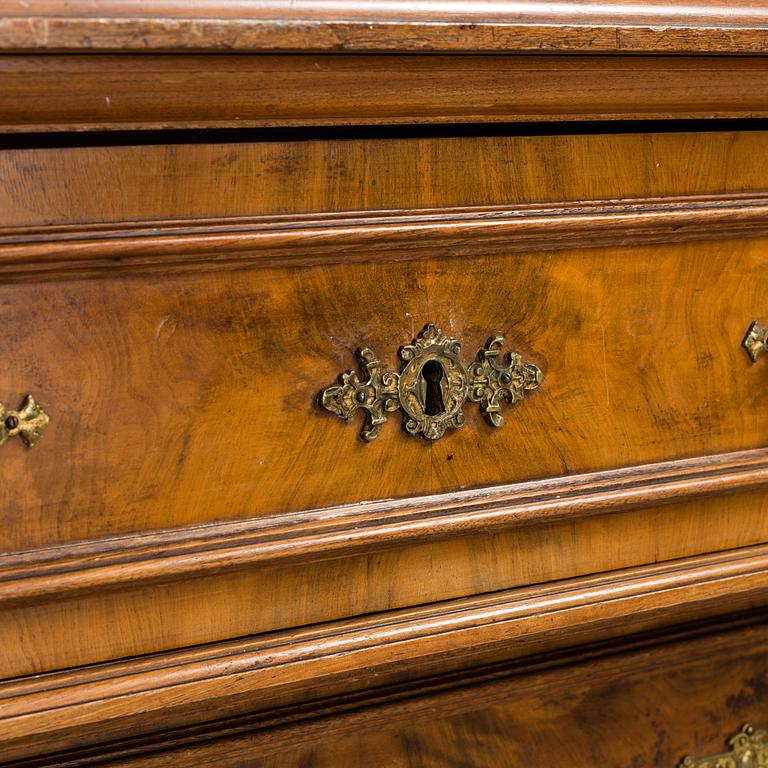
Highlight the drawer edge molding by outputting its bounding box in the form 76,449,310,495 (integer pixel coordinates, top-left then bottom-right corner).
1,545,768,762
1,193,768,281
1,4,768,55
3,55,768,133
2,447,768,606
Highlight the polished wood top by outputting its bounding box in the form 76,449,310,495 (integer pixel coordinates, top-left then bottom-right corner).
1,0,767,53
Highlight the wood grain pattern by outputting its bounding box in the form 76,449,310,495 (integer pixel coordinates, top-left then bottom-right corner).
3,447,768,607
3,193,768,281
1,1,768,53
3,235,768,551
3,133,768,553
4,55,768,132
4,12,768,765
1,545,767,763
6,131,768,229
124,621,767,768
4,621,767,767
2,127,768,690
4,486,768,678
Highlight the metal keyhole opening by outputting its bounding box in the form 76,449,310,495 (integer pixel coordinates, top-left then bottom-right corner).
421,360,446,416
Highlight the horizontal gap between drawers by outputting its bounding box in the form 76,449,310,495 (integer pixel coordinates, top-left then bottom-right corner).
1,447,768,606
1,544,768,763
5,119,768,147
1,192,768,281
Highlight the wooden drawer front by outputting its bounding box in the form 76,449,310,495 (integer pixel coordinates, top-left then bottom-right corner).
4,129,768,678
3,547,767,763
5,130,768,552
227,622,768,768
2,232,768,551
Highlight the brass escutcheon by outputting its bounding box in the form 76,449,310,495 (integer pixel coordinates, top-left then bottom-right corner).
679,724,767,767
0,395,50,448
319,324,541,442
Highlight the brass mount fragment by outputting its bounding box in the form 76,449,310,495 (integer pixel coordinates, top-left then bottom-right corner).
679,724,768,767
743,320,768,362
0,395,50,448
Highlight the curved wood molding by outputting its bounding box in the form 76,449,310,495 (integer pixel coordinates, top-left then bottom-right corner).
7,624,767,768
2,194,768,281
1,2,768,53
3,55,768,132
2,448,768,606
2,544,768,763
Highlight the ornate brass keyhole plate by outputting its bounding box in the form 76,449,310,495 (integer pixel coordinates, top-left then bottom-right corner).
398,325,469,440
319,324,541,442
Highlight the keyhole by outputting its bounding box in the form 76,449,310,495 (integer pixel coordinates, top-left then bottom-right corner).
421,360,446,416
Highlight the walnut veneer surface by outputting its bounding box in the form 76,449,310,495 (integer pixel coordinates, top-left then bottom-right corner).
2,2,768,766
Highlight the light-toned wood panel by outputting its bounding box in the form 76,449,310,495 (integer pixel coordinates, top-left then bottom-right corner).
1,1,768,53
2,448,767,607
4,132,768,229
1,544,767,762
2,491,768,677
3,55,768,132
2,238,768,550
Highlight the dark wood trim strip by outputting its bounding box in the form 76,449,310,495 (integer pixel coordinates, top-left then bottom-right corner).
2,194,768,280
2,447,768,606
1,3,768,53
2,544,768,762
3,54,768,133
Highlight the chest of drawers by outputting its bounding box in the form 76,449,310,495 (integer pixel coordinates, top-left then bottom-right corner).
1,2,768,766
